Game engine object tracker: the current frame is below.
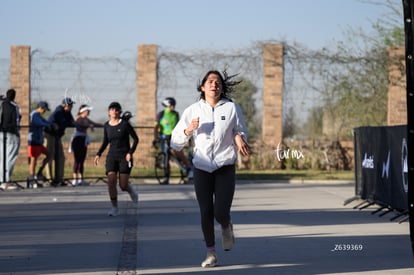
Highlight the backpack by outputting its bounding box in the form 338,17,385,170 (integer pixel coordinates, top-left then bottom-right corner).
121,111,133,122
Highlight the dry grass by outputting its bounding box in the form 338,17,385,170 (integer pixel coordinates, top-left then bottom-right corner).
9,163,354,183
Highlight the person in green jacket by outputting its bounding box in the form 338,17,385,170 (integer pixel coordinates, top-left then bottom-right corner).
154,97,192,185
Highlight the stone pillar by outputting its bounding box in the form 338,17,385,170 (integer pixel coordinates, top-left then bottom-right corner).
262,44,284,146
136,44,158,167
10,45,31,165
10,45,31,127
387,46,407,125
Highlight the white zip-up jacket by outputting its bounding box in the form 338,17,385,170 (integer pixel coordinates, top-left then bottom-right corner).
171,98,248,173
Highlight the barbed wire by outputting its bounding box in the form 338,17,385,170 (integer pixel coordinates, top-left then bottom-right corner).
29,49,136,122
0,58,9,95
0,41,377,125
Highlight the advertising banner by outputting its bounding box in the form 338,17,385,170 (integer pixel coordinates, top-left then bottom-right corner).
353,125,408,212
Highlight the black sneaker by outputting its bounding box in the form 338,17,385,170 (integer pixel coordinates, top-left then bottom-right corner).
50,181,62,187
26,177,35,188
35,173,47,182
160,178,169,185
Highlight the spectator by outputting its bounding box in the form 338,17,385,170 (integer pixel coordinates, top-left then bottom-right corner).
44,97,76,186
27,101,55,188
0,89,21,189
70,104,103,186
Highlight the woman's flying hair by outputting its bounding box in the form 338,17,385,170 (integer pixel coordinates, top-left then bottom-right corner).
197,69,242,100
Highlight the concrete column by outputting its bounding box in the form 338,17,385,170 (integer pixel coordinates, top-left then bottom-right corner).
262,44,284,147
136,44,158,167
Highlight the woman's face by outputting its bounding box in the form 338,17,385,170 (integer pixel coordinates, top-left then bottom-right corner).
202,73,222,101
80,110,89,118
108,108,121,118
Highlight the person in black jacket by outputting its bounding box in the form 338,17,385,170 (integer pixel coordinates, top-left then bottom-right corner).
0,89,21,186
44,97,76,186
94,102,139,216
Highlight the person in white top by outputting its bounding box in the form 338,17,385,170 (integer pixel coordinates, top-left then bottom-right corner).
171,70,250,268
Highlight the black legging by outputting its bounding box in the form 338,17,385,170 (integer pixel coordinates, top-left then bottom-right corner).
72,136,87,174
193,164,235,247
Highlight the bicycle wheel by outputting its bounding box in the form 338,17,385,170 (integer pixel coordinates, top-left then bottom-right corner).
155,152,168,184
171,156,187,184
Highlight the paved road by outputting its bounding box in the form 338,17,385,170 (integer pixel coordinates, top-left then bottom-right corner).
1,179,413,274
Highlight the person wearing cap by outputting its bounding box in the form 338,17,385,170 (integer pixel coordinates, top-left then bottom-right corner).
94,101,139,216
44,97,76,186
154,97,193,185
0,88,21,186
27,101,56,188
69,104,103,187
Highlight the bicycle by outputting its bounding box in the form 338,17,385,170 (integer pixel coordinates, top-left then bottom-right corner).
153,139,193,185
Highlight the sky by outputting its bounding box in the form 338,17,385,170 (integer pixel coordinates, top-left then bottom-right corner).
0,0,403,122
0,0,402,58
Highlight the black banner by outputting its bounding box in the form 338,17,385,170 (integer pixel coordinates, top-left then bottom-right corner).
354,125,408,212
403,0,414,256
